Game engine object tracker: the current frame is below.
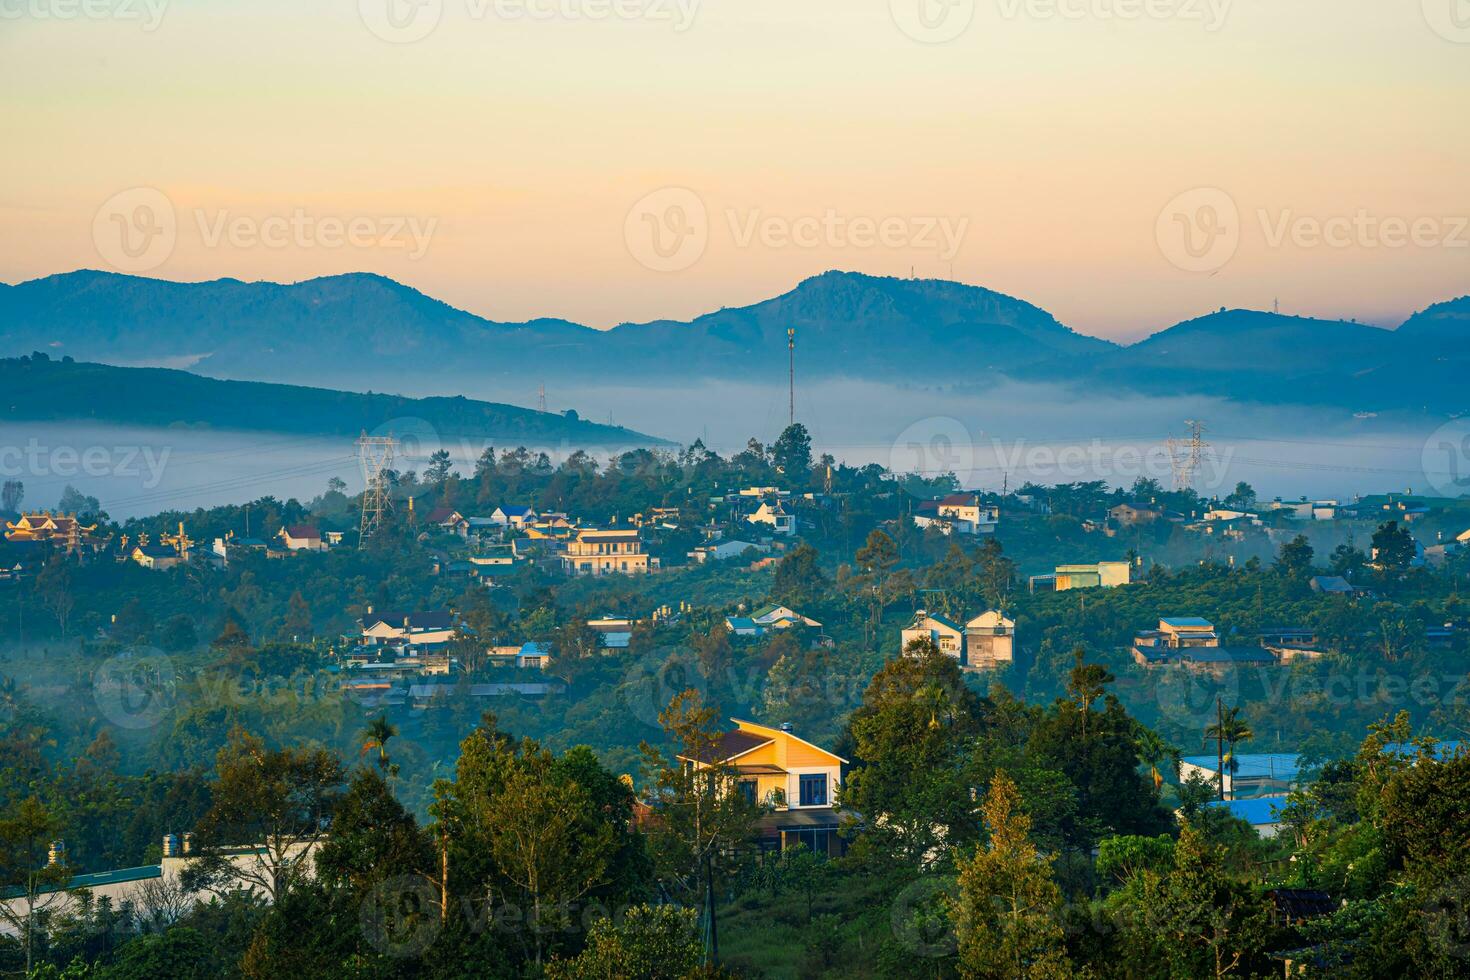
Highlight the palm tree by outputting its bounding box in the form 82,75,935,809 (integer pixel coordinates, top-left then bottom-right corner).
360,714,398,774
1204,704,1253,799
1135,726,1178,792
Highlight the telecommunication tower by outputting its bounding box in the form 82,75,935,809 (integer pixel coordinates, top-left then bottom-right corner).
787,327,796,427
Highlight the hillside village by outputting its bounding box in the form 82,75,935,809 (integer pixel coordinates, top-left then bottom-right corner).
2,423,1469,976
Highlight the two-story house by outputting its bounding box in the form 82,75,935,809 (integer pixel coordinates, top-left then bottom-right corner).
560,528,659,576
679,719,847,855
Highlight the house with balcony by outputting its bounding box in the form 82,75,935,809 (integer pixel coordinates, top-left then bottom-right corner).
560,527,659,576
678,719,848,855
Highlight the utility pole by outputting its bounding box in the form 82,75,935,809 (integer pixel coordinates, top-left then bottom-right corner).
787,327,796,428
357,432,397,546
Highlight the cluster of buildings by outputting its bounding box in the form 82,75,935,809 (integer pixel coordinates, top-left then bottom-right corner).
1130,618,1338,670
901,609,1016,671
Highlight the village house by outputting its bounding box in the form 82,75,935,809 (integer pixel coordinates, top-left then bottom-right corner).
726,603,822,638
1133,617,1279,669
490,505,537,528
964,611,1015,669
688,539,767,564
1109,502,1163,526
902,610,965,660
422,506,470,537
560,527,659,576
485,641,550,669
1029,560,1132,593
130,543,182,571
746,501,796,536
677,719,848,856
1132,617,1219,665
914,494,999,536
358,608,460,651
277,524,328,552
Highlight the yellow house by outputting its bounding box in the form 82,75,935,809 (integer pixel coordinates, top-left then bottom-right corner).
560,528,659,576
679,718,847,855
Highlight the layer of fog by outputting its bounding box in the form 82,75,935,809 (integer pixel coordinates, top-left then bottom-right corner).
1,379,1458,520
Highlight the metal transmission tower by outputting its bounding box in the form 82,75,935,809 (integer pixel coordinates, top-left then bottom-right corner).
1166,420,1209,491
357,433,397,545
787,327,796,427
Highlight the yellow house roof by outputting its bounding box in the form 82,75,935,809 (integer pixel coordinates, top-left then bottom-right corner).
731,719,848,766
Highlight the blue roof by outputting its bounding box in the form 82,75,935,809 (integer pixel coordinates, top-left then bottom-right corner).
1161,617,1214,628
1204,795,1287,826
1382,740,1465,761
519,641,552,656
1181,753,1300,781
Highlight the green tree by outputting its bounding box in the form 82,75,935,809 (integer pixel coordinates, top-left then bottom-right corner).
1275,534,1315,578
0,796,73,973
1370,521,1416,574
771,423,813,485
770,542,828,608
545,905,702,980
184,730,343,903
638,690,759,958
952,771,1072,979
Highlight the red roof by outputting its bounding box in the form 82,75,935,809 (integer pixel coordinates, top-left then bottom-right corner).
284,524,320,539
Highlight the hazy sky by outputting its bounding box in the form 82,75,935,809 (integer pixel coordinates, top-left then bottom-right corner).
3,1,1467,340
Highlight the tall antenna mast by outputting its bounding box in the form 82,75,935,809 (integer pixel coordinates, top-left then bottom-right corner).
787,327,796,428
537,383,547,413
357,432,397,546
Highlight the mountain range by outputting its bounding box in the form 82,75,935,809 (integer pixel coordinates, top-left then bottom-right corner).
2,269,1466,417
